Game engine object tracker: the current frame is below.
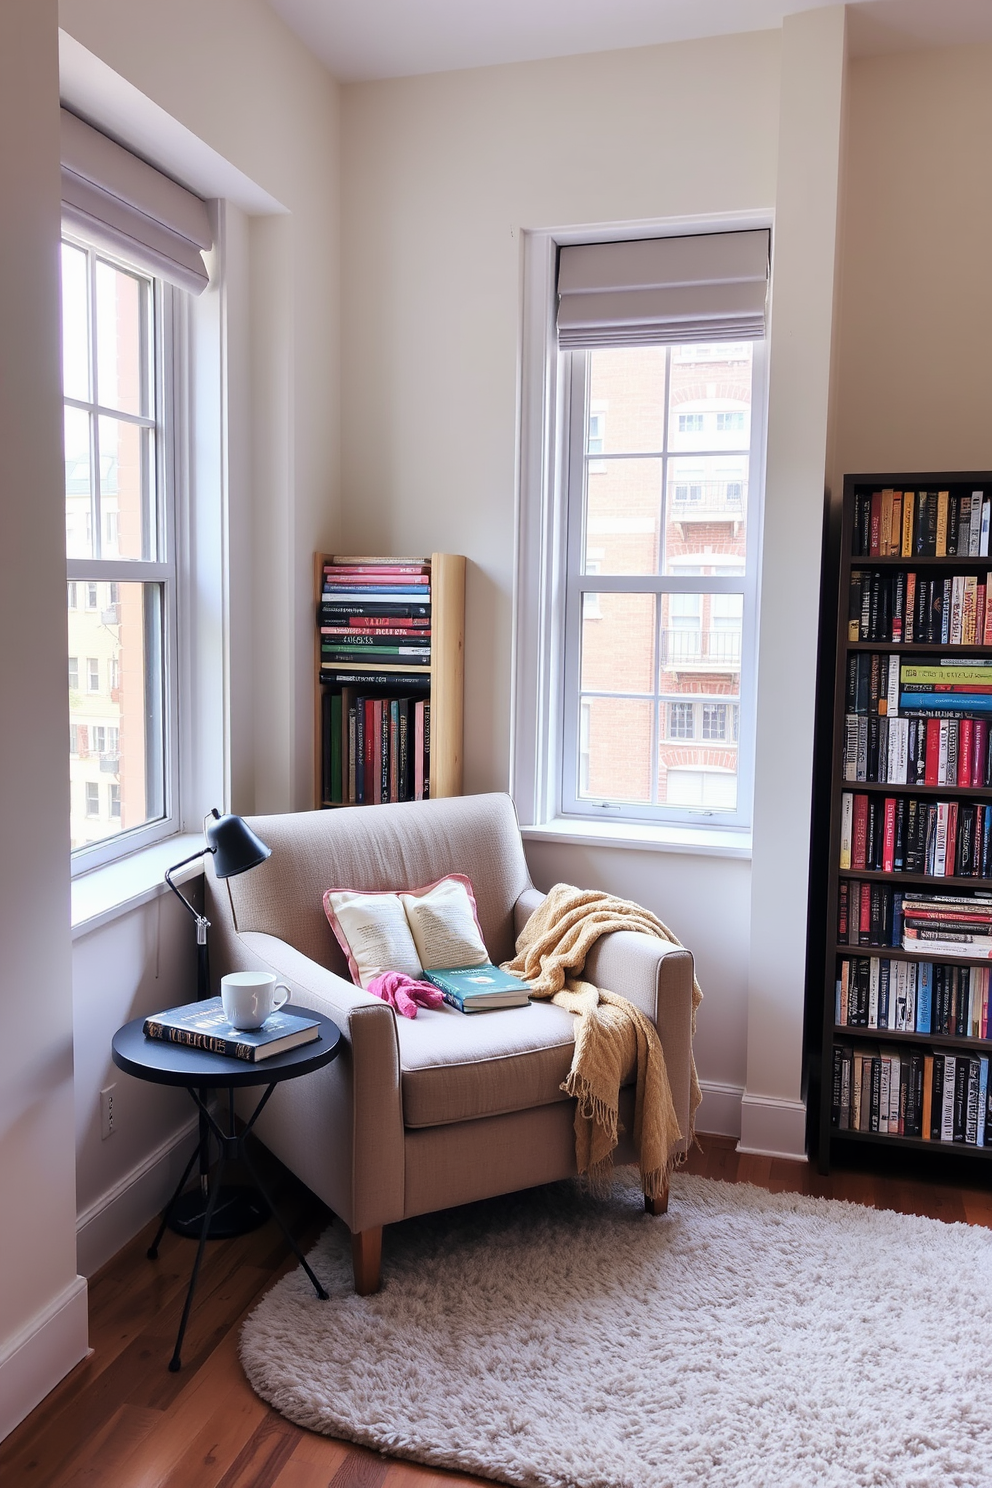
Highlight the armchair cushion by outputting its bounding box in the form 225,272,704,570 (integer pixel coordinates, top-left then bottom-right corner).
396,999,591,1128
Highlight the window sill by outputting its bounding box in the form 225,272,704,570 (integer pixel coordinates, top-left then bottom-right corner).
71,834,205,940
520,817,752,859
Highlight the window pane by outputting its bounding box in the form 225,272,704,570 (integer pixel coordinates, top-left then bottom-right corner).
668,343,753,453
584,458,661,574
664,456,748,575
61,243,89,402
661,592,742,679
98,415,156,560
68,581,166,852
577,696,653,804
95,260,150,417
588,347,666,453
64,406,94,559
580,592,656,695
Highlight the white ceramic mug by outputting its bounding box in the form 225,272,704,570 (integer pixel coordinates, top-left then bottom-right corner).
220,971,291,1030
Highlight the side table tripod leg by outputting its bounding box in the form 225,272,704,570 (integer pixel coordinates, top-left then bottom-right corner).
169,1155,225,1372
242,1147,328,1300
147,1141,202,1260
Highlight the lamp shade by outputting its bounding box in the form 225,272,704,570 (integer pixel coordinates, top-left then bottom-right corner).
205,809,272,879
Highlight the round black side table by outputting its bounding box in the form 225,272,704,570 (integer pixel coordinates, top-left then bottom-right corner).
112,1007,342,1371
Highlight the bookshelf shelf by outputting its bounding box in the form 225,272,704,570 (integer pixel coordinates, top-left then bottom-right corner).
814,471,992,1167
313,552,465,808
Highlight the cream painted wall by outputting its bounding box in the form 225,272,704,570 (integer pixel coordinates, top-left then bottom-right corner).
832,40,992,482
60,0,342,813
340,32,782,799
0,0,88,1441
744,5,847,1158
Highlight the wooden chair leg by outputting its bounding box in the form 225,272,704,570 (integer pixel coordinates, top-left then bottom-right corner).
645,1182,669,1216
350,1226,383,1295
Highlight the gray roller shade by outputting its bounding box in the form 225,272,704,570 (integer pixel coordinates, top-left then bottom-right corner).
60,109,212,295
557,229,769,349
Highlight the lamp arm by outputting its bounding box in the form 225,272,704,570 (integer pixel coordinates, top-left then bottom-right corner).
165,849,211,945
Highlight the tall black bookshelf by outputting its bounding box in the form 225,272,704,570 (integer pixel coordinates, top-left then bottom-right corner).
815,470,992,1171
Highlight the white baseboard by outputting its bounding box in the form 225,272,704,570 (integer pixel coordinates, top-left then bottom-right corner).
695,1080,744,1139
0,1275,88,1443
738,1091,808,1161
76,1116,198,1279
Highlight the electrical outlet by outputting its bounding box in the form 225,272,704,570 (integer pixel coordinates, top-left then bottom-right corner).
101,1084,117,1140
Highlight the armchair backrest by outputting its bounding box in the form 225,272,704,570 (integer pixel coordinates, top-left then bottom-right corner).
206,793,534,975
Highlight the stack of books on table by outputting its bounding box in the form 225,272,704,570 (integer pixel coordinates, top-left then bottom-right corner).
143,997,320,1062
422,964,532,1013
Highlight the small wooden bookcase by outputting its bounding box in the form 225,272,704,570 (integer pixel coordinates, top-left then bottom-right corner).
814,470,992,1171
313,551,465,808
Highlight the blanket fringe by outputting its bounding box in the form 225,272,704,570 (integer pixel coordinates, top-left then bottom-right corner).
560,1071,621,1145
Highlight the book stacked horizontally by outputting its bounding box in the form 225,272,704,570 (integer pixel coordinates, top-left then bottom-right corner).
143,997,320,1062
320,556,431,671
901,892,992,959
899,658,992,717
422,963,531,1013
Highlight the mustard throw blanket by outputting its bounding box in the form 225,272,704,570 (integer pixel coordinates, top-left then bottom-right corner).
502,883,702,1198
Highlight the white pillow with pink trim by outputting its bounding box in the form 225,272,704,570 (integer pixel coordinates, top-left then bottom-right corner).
323,873,489,989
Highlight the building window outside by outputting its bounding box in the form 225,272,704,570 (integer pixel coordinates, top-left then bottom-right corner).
561,337,762,825
669,702,694,739
63,233,181,863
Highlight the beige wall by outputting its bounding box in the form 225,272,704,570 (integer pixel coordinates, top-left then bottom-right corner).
0,0,87,1440
60,0,342,813
832,40,992,483
340,31,781,797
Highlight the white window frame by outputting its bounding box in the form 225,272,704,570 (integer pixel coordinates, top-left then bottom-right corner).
512,216,769,846
63,230,186,873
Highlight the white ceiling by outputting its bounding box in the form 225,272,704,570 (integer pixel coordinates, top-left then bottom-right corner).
266,0,992,83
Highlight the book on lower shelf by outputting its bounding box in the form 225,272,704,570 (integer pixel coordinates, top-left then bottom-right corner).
831,1041,989,1146
143,997,320,1061
421,963,532,1012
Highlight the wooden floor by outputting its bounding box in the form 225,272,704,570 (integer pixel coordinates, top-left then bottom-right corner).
5,1133,992,1488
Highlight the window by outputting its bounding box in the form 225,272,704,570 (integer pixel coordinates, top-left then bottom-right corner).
515,226,767,832
63,233,181,861
669,702,694,740
68,582,77,609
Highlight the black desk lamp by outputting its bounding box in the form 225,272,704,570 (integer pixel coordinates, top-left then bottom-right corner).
161,809,272,1239
165,809,272,1000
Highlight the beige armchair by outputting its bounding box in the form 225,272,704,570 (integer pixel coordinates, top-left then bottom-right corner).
205,793,695,1293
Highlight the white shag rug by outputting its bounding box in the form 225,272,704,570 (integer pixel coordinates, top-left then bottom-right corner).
240,1173,992,1488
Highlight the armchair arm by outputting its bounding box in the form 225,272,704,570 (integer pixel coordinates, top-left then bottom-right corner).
582,930,695,1149
230,931,406,1234
513,886,546,942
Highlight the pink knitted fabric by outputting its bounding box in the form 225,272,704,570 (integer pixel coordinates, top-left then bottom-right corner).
367,970,446,1019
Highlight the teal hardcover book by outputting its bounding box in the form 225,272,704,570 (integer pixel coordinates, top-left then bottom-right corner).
423,963,531,1011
